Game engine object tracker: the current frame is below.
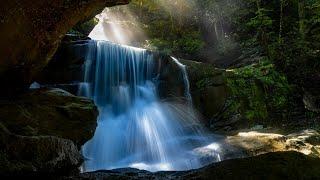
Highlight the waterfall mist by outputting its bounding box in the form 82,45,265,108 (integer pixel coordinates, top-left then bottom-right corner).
78,40,220,172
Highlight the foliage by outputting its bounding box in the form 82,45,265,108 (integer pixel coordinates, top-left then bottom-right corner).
145,31,204,54
226,60,292,122
232,0,320,87
105,0,320,120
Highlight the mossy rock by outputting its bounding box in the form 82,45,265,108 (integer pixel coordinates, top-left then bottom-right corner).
172,59,293,131
0,88,98,147
178,59,227,122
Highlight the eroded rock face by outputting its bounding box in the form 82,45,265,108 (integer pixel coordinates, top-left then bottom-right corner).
0,88,98,147
0,0,129,96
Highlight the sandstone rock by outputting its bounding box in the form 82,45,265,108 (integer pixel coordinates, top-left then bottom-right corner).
157,57,228,122
0,0,129,96
69,151,320,179
0,88,98,147
37,40,90,85
226,129,320,158
180,151,320,180
0,123,81,176
180,59,228,124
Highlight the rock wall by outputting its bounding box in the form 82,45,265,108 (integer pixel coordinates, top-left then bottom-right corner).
0,88,98,147
181,59,227,121
0,88,98,175
0,0,129,96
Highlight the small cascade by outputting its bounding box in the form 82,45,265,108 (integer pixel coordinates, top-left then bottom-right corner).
171,56,193,104
78,40,220,172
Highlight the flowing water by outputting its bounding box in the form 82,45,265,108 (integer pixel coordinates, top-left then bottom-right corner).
79,40,220,172
171,56,193,105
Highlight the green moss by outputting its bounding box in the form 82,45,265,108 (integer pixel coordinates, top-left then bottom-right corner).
226,60,292,123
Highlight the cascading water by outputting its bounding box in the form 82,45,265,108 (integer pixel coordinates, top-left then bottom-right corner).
78,40,220,172
171,57,193,105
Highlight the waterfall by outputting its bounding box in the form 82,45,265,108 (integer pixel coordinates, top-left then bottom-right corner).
171,57,193,104
79,40,220,172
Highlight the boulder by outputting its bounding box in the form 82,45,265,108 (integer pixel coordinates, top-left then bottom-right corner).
70,151,320,179
0,0,129,96
180,151,320,180
226,130,320,158
0,88,98,147
181,59,227,122
156,57,228,122
0,123,81,176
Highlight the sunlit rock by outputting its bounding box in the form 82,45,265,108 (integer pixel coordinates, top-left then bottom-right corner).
226,130,320,158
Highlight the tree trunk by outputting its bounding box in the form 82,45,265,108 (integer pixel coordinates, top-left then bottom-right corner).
298,0,306,40
279,0,285,43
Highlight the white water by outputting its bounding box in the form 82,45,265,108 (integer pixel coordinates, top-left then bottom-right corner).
79,40,220,172
171,57,193,104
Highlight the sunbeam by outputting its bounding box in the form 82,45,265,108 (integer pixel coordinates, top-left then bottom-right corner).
89,6,147,46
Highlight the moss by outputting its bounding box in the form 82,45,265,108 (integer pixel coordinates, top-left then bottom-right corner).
225,60,292,123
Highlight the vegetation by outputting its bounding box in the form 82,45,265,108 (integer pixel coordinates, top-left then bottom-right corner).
108,0,320,124
231,0,320,88
226,60,291,122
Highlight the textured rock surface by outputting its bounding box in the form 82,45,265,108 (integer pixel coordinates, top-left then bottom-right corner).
68,151,320,179
181,59,227,123
226,129,320,158
37,40,89,85
0,0,129,95
0,88,98,147
0,123,81,176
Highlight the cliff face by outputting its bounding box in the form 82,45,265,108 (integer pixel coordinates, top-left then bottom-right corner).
0,0,129,96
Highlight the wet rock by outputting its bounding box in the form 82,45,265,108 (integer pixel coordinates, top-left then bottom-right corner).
179,151,320,180
157,56,187,99
68,152,320,180
160,58,227,123
0,88,98,147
